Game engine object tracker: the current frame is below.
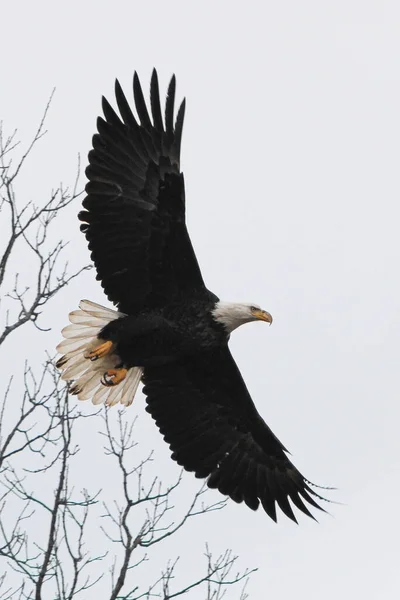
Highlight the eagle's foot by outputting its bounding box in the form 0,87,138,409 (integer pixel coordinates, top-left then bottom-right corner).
101,368,128,387
86,340,113,361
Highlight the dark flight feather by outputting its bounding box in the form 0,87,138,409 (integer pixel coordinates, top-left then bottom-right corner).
150,69,164,134
165,75,176,140
133,72,152,128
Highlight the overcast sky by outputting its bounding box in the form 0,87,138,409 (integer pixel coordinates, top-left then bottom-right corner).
1,1,400,598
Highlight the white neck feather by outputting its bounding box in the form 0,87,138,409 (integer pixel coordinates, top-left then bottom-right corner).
212,301,255,333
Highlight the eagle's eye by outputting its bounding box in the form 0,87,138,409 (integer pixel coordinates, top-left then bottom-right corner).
250,306,257,313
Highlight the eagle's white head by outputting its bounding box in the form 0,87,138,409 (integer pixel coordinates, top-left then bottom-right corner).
212,301,273,333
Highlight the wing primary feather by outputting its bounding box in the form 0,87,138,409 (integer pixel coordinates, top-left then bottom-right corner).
172,98,186,163
300,487,327,512
275,493,298,524
102,96,123,127
305,478,337,492
260,496,277,521
150,69,164,133
241,464,260,511
257,467,277,521
289,492,318,521
133,72,152,128
165,75,176,138
115,79,138,128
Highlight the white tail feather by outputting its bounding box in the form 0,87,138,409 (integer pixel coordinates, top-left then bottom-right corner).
56,300,143,407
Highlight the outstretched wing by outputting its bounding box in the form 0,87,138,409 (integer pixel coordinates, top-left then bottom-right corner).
143,348,327,523
79,69,206,314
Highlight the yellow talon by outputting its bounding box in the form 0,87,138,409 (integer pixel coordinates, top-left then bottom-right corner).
101,368,128,387
86,340,113,361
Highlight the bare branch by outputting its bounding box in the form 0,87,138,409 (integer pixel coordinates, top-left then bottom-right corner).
157,545,256,600
0,110,88,346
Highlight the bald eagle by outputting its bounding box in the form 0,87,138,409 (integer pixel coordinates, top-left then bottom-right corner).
57,70,328,523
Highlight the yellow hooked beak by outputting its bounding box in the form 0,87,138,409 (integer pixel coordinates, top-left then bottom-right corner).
252,308,273,325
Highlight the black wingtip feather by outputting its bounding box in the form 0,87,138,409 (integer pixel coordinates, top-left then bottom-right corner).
115,79,138,129
133,72,152,128
257,468,278,521
301,487,328,513
175,99,186,135
305,478,338,492
102,96,122,126
260,496,277,522
172,98,186,162
290,492,318,521
165,75,176,137
150,69,164,133
276,494,298,524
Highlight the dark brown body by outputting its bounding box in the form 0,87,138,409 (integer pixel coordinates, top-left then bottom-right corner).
99,293,227,368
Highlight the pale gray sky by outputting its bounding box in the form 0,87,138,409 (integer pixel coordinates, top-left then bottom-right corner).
1,1,400,598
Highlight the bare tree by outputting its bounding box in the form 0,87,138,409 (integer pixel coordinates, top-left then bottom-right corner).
0,103,256,599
